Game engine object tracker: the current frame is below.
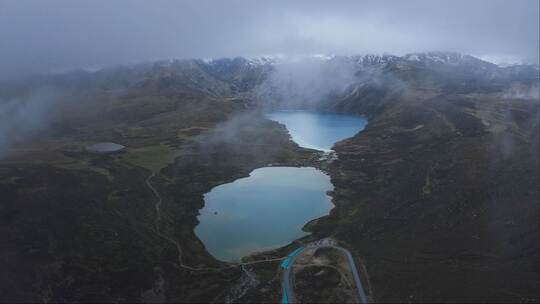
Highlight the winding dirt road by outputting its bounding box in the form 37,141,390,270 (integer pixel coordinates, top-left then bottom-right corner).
145,172,286,272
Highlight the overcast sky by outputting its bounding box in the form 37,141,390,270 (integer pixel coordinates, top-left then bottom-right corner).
0,0,538,80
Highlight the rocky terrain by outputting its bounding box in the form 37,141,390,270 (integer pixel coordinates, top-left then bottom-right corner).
0,52,538,302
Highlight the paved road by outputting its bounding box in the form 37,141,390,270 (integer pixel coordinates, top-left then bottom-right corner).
281,247,306,303
331,245,368,303
280,239,368,303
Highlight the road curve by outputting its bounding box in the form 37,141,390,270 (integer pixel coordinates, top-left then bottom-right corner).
331,245,368,303
281,240,368,303
281,247,305,304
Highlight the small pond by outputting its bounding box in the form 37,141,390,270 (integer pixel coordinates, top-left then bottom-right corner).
86,142,125,153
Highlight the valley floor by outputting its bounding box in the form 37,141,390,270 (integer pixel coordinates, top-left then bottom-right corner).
1,89,539,302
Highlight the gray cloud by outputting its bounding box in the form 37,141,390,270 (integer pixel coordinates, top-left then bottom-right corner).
0,0,538,80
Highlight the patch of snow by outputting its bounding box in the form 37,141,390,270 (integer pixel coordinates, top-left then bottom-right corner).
406,54,420,61
246,54,284,66
478,55,524,67
311,53,336,61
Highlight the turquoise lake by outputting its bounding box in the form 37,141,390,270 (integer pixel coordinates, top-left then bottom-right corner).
264,110,367,151
195,167,333,262
195,111,367,262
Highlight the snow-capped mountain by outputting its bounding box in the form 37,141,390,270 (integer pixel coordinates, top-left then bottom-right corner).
22,52,536,106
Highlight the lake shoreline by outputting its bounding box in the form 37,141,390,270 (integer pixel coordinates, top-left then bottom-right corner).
194,110,367,262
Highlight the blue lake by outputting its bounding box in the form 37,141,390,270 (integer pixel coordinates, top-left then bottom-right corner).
264,110,367,151
195,111,367,262
195,167,333,262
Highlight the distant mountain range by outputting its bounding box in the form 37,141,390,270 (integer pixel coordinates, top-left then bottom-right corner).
4,52,537,95
1,51,538,115
166,52,540,99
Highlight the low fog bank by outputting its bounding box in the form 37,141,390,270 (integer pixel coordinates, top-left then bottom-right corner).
0,89,59,157
253,56,407,110
183,110,301,176
254,57,357,107
493,85,540,159
502,83,540,100
197,111,273,155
